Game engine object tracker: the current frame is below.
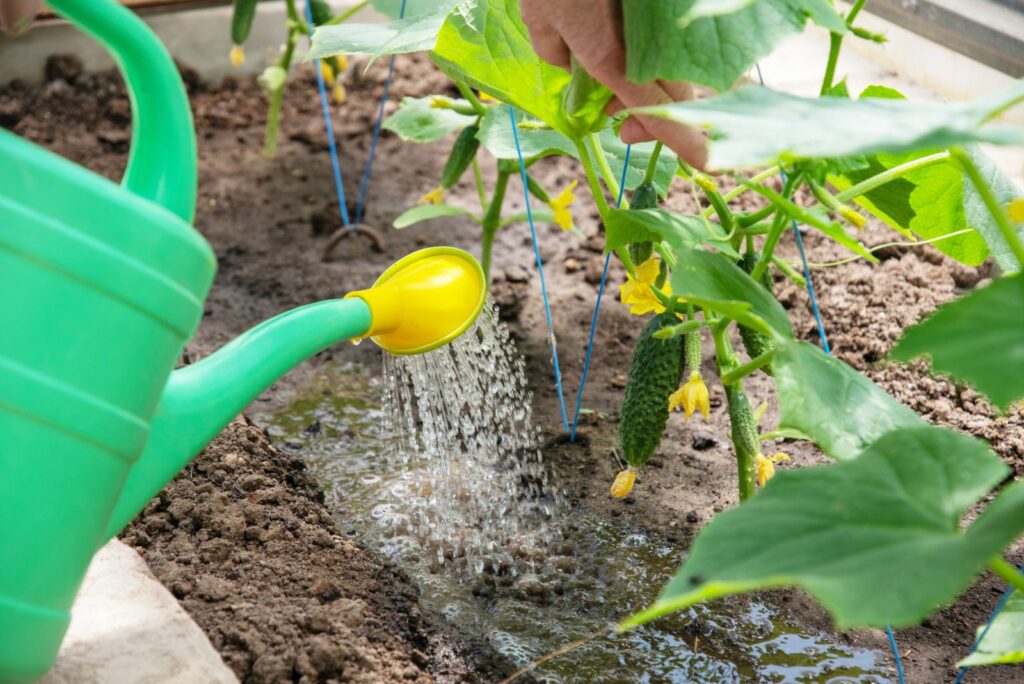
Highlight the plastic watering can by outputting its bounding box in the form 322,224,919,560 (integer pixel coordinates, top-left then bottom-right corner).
0,1,485,680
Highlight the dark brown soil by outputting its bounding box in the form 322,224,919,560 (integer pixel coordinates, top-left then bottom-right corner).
5,51,1023,683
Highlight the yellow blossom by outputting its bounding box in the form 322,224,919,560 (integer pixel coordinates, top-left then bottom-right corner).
418,186,445,205
478,90,499,104
619,256,671,316
332,82,346,105
839,205,867,229
1009,198,1024,223
610,467,636,498
319,61,335,86
548,180,579,231
755,452,790,487
335,54,348,71
229,45,245,67
669,370,710,420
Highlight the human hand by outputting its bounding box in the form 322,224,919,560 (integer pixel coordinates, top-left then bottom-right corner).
0,0,43,35
521,0,707,169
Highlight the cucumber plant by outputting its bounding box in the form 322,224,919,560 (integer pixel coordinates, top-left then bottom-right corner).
229,0,368,157
311,0,1024,668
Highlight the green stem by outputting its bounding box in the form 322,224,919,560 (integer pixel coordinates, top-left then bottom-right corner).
472,156,487,208
481,169,511,281
456,81,488,117
652,318,704,340
951,147,1024,267
990,557,1024,594
820,0,869,95
737,204,776,228
587,133,624,206
835,151,950,203
643,141,664,185
772,255,807,287
324,0,371,25
574,139,611,219
749,171,803,281
711,316,739,372
721,350,777,386
700,167,780,220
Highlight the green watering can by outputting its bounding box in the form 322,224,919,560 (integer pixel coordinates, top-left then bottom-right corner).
0,1,485,680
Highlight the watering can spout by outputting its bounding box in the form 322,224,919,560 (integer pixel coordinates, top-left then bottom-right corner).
103,247,485,540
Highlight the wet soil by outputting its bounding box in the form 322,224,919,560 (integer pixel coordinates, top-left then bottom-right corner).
5,52,1023,682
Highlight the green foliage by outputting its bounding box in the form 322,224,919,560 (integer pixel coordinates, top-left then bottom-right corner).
310,10,449,62
623,0,845,92
383,97,476,143
670,248,792,336
620,313,686,468
892,274,1024,411
621,426,1024,631
773,341,924,461
960,147,1024,274
393,204,476,228
959,590,1024,667
371,0,458,19
604,208,738,258
636,81,1024,169
737,250,775,371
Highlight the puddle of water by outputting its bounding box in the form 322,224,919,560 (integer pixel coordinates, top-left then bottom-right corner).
258,363,893,684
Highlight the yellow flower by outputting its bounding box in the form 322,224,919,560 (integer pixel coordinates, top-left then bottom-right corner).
332,82,346,105
319,61,335,86
669,371,710,420
429,96,452,109
1009,198,1024,223
335,54,348,71
229,45,245,67
839,205,867,229
755,452,790,487
418,186,445,205
548,180,579,231
610,467,636,498
619,256,671,316
478,90,499,104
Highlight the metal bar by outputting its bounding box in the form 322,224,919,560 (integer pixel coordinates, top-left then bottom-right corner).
866,0,1024,77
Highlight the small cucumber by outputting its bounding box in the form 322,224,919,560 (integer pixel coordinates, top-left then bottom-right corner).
620,313,686,468
626,180,659,265
231,0,258,46
726,384,760,499
441,124,480,189
309,0,333,25
737,250,775,374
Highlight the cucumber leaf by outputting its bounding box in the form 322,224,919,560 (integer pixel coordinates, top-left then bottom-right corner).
371,0,458,18
383,96,477,143
891,274,1024,411
959,589,1024,667
635,81,1024,170
604,208,739,258
670,248,793,336
960,147,1024,274
393,204,477,228
310,8,450,62
623,0,846,92
773,341,924,460
621,426,1022,631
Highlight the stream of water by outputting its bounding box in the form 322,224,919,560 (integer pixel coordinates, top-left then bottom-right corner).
258,303,894,683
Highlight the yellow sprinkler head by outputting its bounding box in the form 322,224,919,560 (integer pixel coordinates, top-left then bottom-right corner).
345,247,486,355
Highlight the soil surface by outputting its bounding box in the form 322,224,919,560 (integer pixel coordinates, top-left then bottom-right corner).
5,52,1023,683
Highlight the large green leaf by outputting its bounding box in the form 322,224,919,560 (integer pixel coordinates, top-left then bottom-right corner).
621,426,1022,631
371,0,458,19
959,589,1024,667
605,208,738,258
623,0,846,92
430,0,572,135
309,9,450,61
393,203,476,228
476,106,677,194
670,248,792,336
774,341,924,460
961,147,1024,274
891,275,1024,411
383,96,477,143
636,81,1024,170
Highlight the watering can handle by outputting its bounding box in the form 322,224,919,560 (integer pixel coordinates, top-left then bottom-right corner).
47,0,197,222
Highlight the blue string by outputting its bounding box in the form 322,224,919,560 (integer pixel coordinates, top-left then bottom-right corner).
953,560,1024,683
570,146,631,441
354,0,408,224
305,1,351,227
508,107,570,431
754,63,899,681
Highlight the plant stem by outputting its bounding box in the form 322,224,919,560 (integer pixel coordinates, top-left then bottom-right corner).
587,133,624,206
951,147,1024,268
990,557,1024,594
652,318,704,340
471,157,487,207
643,141,664,184
456,81,488,116
772,255,807,287
750,170,803,281
324,0,370,25
700,167,780,220
711,316,739,372
480,169,511,281
820,0,869,95
835,151,950,203
721,350,777,386
574,139,611,219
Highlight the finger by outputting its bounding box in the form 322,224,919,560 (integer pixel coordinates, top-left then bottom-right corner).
523,21,571,71
604,95,626,116
619,117,654,144
658,79,695,104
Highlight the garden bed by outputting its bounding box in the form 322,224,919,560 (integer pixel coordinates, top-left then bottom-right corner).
5,54,1023,682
